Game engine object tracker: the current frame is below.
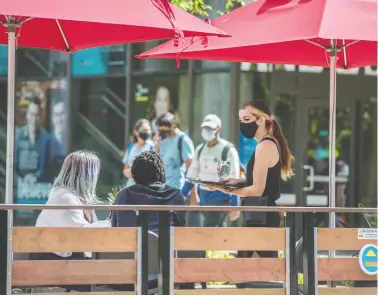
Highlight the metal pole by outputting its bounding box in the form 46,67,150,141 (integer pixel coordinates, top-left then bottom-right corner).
0,210,8,295
328,43,337,272
302,212,316,295
328,43,337,226
5,24,17,296
158,211,173,295
5,24,16,206
285,212,298,295
328,42,338,288
137,211,149,295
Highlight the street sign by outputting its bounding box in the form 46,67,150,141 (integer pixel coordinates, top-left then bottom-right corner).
359,244,378,275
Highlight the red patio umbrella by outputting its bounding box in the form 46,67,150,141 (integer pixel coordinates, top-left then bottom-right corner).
138,0,377,232
0,0,228,211
0,0,228,51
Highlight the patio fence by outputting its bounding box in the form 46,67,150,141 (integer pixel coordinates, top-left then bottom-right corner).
0,205,377,295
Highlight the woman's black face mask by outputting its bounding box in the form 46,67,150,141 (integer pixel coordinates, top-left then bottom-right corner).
138,130,151,141
240,121,259,139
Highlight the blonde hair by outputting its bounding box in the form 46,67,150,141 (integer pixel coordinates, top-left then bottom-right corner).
242,101,295,181
52,150,101,204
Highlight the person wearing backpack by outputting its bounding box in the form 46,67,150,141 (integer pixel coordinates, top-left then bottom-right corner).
154,112,194,189
122,119,153,187
183,114,242,227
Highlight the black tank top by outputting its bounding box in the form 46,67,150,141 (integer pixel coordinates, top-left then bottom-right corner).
246,137,281,204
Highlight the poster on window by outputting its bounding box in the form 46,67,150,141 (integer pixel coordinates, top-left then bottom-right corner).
14,79,69,204
72,45,126,77
0,46,8,76
131,76,180,135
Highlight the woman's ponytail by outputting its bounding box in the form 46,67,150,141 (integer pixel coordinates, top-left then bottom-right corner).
272,119,295,181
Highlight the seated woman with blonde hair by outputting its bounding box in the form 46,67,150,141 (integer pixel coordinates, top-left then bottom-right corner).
30,150,110,292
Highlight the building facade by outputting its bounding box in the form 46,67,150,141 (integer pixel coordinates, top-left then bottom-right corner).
0,41,376,226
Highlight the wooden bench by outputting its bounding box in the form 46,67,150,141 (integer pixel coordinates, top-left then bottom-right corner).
12,227,140,295
317,228,377,295
172,227,289,295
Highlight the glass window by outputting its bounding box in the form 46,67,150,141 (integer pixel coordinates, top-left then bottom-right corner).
132,42,188,72
192,72,231,144
0,81,7,204
275,93,296,199
0,45,8,77
73,77,126,149
72,45,126,77
12,79,69,225
358,96,377,207
238,70,272,166
70,77,126,207
17,49,68,78
130,74,189,136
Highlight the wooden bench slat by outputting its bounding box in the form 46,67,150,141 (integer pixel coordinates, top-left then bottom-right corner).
16,292,137,295
174,258,286,283
12,260,137,286
13,227,138,253
319,287,378,295
174,288,285,295
317,228,377,251
318,258,376,281
174,227,286,251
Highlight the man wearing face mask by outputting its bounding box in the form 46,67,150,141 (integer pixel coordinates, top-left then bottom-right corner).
183,114,241,227
154,113,194,190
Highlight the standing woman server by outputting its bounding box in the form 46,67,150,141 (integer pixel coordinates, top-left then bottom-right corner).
209,100,294,258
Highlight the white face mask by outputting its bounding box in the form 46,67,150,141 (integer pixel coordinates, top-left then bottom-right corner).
201,128,217,142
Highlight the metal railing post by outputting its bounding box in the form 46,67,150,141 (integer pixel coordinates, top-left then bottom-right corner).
303,212,316,295
0,209,9,294
158,211,173,295
286,212,298,294
137,211,149,295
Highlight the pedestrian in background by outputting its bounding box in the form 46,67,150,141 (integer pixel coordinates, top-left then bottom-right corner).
154,112,194,189
122,119,153,187
183,114,242,227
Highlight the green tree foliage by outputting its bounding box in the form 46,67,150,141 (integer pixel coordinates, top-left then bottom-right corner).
170,0,245,16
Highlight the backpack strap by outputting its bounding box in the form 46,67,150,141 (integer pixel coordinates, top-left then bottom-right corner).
221,144,233,161
178,135,184,165
127,143,135,154
197,142,206,159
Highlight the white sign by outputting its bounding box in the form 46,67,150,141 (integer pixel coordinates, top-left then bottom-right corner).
358,228,378,240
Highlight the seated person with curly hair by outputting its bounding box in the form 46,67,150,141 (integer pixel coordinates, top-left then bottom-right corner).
111,151,185,232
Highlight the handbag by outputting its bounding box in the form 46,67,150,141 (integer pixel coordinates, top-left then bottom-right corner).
242,196,268,225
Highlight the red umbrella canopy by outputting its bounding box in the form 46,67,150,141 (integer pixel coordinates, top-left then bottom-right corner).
138,0,377,69
0,0,228,52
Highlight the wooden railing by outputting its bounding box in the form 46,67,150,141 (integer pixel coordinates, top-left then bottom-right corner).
12,227,139,295
316,228,377,295
0,205,376,295
173,227,288,295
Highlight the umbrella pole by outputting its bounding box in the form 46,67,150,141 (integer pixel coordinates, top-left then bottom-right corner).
328,44,337,286
4,23,16,295
328,47,337,227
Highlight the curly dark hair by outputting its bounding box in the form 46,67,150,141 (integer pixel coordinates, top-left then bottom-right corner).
131,151,165,185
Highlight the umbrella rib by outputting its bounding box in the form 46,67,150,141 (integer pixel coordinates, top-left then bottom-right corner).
304,39,328,50
341,40,348,69
19,17,33,25
55,19,71,52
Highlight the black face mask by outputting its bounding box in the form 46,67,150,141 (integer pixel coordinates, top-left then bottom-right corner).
139,130,151,141
159,130,170,140
240,121,259,139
